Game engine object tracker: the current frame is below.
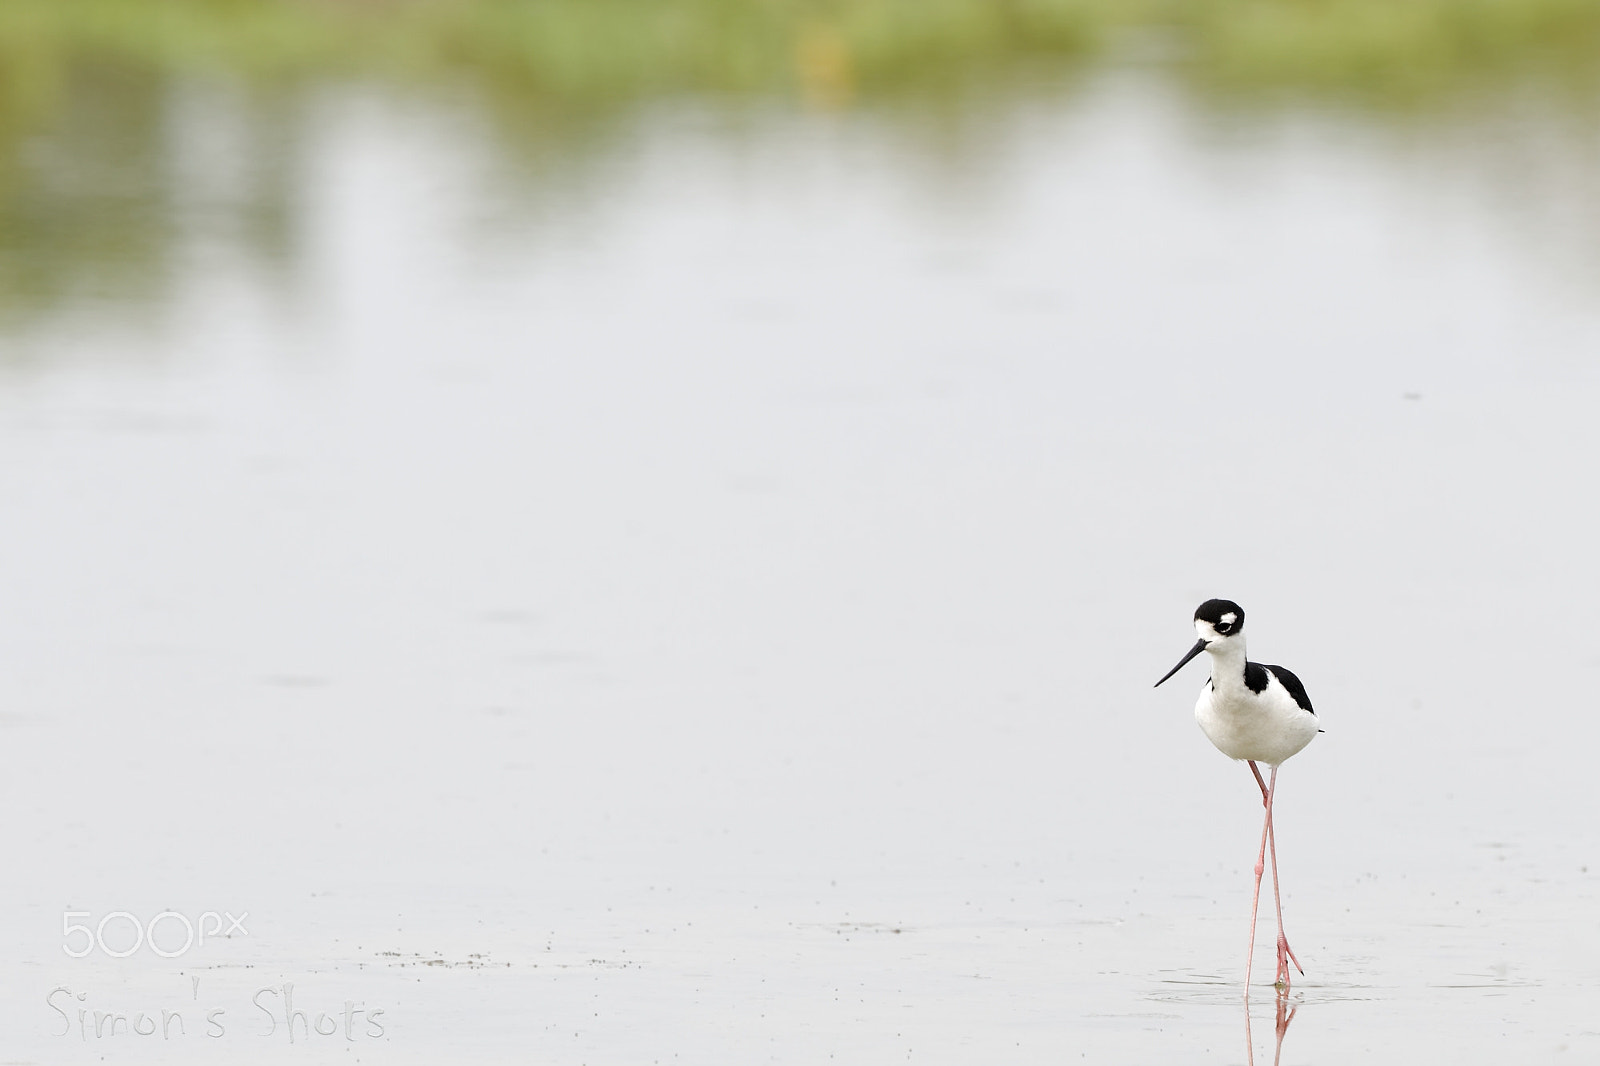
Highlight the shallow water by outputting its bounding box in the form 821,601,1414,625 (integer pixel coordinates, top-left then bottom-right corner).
1,64,1598,1062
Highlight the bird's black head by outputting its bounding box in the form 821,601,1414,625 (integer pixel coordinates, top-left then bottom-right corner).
1155,598,1247,688
1194,598,1244,637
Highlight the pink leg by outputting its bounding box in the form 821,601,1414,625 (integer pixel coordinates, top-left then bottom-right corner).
1243,762,1273,997
1267,785,1303,990
1248,763,1303,992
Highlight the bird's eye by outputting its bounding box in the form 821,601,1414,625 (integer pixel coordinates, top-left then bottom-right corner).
1215,622,1232,634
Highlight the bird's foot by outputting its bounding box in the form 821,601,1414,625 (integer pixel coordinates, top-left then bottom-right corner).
1279,933,1303,975
1274,933,1303,992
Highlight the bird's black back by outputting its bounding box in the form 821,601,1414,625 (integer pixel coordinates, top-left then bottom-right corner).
1261,663,1315,714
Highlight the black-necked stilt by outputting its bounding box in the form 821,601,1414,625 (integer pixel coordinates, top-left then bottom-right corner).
1155,598,1320,995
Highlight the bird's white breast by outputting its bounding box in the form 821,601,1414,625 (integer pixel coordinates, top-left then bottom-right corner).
1194,676,1318,767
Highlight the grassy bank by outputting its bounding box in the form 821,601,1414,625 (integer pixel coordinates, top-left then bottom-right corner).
0,0,1113,113
1178,0,1600,100
6,0,1600,325
4,0,1600,110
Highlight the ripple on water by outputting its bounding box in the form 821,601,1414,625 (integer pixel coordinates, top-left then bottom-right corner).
1149,971,1390,1006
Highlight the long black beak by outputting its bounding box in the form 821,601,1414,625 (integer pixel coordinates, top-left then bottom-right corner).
1154,638,1208,688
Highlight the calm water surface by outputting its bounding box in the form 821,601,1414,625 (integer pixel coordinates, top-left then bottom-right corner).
0,63,1597,1063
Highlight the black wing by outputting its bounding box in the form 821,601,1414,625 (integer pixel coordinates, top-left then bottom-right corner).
1242,661,1269,694
1263,664,1315,715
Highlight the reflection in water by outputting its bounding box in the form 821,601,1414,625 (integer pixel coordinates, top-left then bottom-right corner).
7,62,1600,351
6,5,1600,346
1245,997,1298,1066
4,0,1600,345
0,62,301,343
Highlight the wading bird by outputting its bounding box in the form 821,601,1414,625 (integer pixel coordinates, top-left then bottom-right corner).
1155,599,1320,995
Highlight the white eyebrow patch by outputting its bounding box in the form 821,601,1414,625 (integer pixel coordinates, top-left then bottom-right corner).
1220,613,1237,625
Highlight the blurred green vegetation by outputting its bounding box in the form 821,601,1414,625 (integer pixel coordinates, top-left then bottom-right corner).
4,0,1600,111
0,0,1113,112
5,0,1600,331
1175,0,1600,102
